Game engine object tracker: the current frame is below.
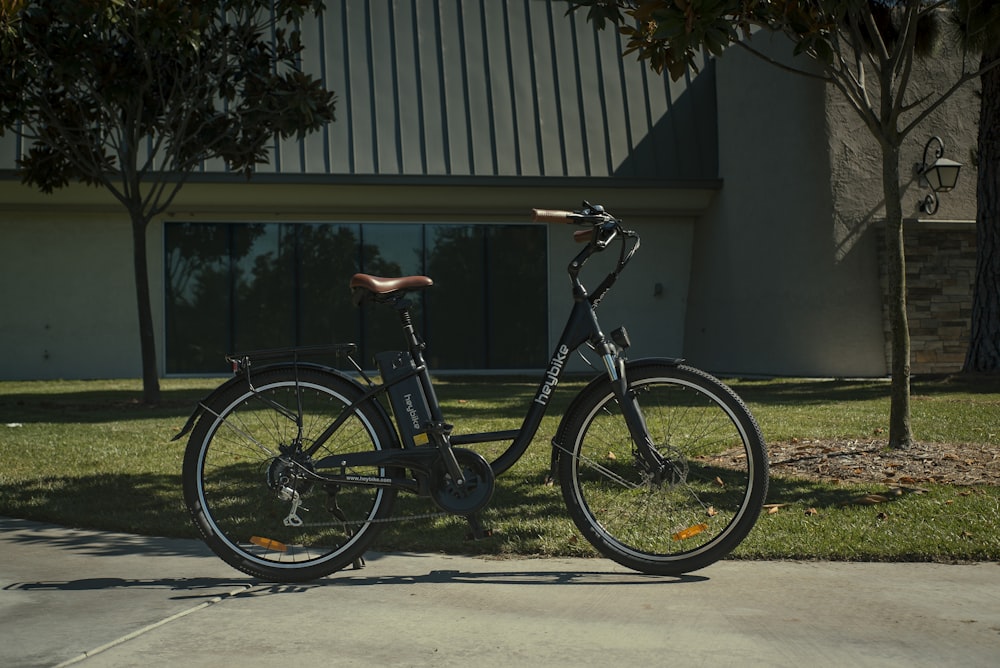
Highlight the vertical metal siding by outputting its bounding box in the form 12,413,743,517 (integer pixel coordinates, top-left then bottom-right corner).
300,0,717,180
1,0,717,180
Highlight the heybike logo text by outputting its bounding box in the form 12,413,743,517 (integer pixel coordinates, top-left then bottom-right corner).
403,393,422,430
534,345,570,406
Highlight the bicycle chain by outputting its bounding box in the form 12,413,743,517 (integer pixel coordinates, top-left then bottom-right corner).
299,510,450,528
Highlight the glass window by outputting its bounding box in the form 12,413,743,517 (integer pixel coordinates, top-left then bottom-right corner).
164,221,547,373
425,224,486,368
298,223,361,347
233,224,295,352
485,226,548,367
164,223,231,374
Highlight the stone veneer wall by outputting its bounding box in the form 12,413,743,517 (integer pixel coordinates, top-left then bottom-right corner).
878,220,977,374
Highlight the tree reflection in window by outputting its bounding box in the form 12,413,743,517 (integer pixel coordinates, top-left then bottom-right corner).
165,222,547,373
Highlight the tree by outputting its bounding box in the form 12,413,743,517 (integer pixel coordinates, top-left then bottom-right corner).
0,0,336,403
955,0,1000,373
567,0,1000,448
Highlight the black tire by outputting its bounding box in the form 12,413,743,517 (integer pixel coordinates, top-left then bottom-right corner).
182,366,399,582
558,362,768,575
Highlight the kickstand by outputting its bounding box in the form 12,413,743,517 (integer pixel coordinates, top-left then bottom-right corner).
326,486,366,570
465,513,493,540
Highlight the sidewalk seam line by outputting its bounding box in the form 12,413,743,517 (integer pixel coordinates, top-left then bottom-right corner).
53,584,257,667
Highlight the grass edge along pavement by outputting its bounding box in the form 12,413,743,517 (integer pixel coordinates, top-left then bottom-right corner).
0,375,997,563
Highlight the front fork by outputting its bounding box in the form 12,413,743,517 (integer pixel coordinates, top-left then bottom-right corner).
598,332,666,477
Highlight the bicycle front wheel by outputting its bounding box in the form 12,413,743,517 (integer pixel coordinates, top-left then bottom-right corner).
558,362,768,575
182,366,399,582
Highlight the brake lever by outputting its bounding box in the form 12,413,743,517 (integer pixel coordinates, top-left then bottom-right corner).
594,221,619,249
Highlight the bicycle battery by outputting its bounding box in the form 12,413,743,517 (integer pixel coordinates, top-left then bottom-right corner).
375,350,433,447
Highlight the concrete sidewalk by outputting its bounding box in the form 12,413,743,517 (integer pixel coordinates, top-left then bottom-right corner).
2,516,998,667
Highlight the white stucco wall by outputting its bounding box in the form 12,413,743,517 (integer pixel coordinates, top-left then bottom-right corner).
0,212,165,379
684,32,979,378
826,47,978,236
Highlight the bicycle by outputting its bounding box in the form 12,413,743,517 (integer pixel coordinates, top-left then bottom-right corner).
175,202,769,582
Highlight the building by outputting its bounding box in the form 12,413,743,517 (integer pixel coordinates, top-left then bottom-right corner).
0,0,978,381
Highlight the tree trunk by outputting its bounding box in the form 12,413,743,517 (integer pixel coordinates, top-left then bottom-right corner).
964,45,1000,373
130,211,161,405
882,141,913,449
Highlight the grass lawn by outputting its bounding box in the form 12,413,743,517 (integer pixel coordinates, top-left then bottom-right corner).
1,374,997,562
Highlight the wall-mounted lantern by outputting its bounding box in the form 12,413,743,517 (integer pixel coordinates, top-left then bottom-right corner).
915,136,962,215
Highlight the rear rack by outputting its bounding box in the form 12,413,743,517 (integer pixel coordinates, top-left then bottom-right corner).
226,343,358,374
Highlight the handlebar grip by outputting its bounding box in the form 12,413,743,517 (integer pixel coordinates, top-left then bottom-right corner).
573,229,594,244
531,208,576,224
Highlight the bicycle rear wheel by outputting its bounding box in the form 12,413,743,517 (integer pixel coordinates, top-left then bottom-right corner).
558,361,768,575
182,366,399,582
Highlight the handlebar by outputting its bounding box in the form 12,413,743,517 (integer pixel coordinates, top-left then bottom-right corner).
531,201,641,306
531,201,610,226
531,208,603,243
531,208,577,224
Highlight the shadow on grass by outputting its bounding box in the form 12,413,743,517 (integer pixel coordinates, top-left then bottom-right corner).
1,473,707,585
765,474,896,509
0,469,581,557
0,387,214,424
732,373,1000,407
4,373,997,428
0,472,196,545
0,464,941,562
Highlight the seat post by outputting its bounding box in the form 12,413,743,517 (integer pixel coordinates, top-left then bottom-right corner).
393,297,445,422
393,298,425,361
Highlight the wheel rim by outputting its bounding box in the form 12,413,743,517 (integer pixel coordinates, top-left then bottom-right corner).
569,376,760,563
194,379,389,571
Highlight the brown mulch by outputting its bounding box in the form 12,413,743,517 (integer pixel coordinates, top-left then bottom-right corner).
766,438,1000,486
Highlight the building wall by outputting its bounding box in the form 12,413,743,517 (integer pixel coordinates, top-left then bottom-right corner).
0,0,721,381
0,210,162,380
0,181,704,379
189,0,720,182
684,33,887,377
1,4,980,382
546,210,696,367
828,38,979,376
684,32,979,378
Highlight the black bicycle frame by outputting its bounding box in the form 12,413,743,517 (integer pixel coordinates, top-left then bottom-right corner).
307,220,660,484
449,221,657,475
171,212,664,497
174,217,660,494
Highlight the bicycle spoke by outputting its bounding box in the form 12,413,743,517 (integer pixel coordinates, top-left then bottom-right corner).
559,363,767,575
183,368,399,582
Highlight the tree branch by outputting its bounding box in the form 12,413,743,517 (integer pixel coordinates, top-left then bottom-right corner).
858,4,891,64
900,55,1000,137
733,39,832,82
